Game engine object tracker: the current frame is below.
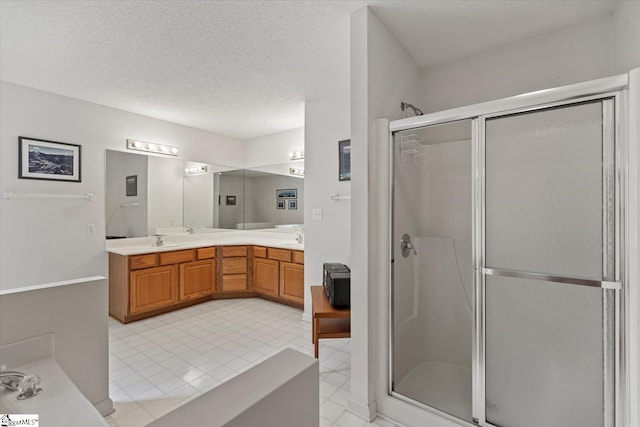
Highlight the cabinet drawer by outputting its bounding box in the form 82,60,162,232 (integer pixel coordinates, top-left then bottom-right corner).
268,248,292,262
222,257,247,274
292,250,304,264
253,246,267,258
197,247,217,260
222,274,247,292
160,249,195,265
224,246,248,257
130,254,158,270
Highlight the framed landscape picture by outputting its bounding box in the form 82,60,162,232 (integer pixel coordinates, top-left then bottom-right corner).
19,136,81,182
276,188,297,199
288,199,297,210
277,200,285,209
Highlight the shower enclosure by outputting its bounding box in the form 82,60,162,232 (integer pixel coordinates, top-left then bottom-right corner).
389,76,628,427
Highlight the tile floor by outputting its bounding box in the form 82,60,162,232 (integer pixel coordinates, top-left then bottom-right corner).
105,297,397,427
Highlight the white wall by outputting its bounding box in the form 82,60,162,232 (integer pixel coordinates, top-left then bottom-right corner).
243,127,305,169
303,90,351,318
350,6,422,422
147,156,184,235
627,67,640,427
148,348,318,427
614,1,640,74
419,15,616,114
0,81,244,291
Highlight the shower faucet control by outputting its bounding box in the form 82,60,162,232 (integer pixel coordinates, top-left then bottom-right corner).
400,234,418,257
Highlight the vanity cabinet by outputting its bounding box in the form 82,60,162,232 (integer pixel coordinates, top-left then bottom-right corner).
108,243,304,323
251,246,304,307
109,246,217,323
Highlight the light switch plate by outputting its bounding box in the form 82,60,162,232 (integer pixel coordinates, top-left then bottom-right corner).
87,224,95,235
312,208,322,221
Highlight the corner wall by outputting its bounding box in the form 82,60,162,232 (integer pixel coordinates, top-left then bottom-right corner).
243,127,305,169
303,91,351,319
614,1,640,74
419,15,615,113
350,6,421,422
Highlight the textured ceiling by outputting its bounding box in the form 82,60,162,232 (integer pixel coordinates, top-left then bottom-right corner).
0,1,617,140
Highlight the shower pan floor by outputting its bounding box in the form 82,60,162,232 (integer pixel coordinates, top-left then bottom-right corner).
395,360,472,422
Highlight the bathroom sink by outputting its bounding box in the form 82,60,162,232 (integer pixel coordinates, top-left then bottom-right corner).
0,358,107,426
148,243,182,249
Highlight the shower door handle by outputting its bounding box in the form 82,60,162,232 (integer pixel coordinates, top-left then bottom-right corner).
401,234,417,257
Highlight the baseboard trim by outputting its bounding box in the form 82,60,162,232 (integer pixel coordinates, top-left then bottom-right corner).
95,397,114,417
348,396,377,422
301,312,312,323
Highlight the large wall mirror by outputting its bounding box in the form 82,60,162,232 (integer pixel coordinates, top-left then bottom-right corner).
105,150,304,238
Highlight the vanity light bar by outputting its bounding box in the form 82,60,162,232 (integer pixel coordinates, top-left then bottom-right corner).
185,165,208,175
289,150,304,160
289,167,304,177
127,139,179,156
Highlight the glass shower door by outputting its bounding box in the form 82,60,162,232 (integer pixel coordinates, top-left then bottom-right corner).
391,120,474,423
480,99,618,427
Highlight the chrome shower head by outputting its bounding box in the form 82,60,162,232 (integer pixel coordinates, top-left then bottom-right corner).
400,101,424,116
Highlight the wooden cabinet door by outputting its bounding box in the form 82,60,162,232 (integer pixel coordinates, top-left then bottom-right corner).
130,265,178,314
180,259,215,301
254,258,279,296
279,262,304,306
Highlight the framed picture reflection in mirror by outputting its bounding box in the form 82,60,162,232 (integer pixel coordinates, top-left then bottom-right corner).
339,139,350,181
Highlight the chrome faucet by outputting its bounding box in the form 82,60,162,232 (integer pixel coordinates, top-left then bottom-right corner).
0,370,26,391
152,235,164,246
0,370,42,400
186,227,195,234
296,233,304,244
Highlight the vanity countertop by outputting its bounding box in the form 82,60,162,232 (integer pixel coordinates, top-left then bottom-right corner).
106,230,304,256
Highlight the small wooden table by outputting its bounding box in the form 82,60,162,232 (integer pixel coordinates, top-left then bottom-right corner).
311,286,350,358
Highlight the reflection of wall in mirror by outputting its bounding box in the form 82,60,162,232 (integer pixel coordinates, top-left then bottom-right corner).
105,150,148,238
245,175,303,226
184,172,216,228
148,156,184,235
218,173,245,229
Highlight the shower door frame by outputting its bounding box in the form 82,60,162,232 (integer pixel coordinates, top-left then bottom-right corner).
388,74,630,427
475,93,624,427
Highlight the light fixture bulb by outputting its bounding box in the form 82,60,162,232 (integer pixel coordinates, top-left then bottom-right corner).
126,139,179,156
